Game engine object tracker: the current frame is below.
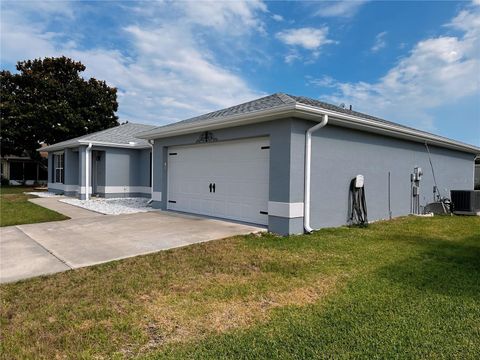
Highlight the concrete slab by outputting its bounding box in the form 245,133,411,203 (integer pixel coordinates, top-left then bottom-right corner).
29,197,102,219
0,227,70,283
8,211,263,278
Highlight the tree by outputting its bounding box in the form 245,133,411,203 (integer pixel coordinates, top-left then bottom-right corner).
0,57,119,158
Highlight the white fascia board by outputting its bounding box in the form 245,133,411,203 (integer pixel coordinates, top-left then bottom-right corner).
77,140,150,149
137,102,479,154
41,141,150,152
39,143,79,152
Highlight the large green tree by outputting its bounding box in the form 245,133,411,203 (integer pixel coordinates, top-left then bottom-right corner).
0,57,119,158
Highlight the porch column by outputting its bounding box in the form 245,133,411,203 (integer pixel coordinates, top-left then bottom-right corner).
78,146,87,200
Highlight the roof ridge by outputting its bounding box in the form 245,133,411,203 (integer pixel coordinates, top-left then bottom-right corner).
275,93,296,105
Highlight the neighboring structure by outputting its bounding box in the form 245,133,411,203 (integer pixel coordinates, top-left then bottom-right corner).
1,152,48,185
135,93,479,235
41,123,155,199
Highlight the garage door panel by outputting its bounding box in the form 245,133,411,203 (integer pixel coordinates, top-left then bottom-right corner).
167,137,269,225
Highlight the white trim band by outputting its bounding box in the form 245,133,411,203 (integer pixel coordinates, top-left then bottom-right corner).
48,183,80,192
96,186,151,194
152,191,162,201
268,201,304,218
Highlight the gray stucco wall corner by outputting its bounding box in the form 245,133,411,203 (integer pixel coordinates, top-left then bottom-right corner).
268,216,304,236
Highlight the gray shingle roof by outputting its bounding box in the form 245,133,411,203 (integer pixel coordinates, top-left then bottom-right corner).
137,93,478,153
143,92,423,133
151,93,295,130
41,122,156,151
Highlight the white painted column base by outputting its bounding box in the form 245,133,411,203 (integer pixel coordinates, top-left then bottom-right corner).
268,201,304,218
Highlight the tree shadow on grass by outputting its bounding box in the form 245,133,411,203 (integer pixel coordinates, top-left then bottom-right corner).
374,233,480,298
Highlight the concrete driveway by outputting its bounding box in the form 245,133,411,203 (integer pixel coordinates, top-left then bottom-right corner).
1,202,264,283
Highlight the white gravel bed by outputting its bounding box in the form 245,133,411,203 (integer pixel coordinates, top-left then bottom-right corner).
59,197,154,215
25,191,62,197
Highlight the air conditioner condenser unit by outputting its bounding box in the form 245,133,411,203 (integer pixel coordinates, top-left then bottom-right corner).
450,190,480,215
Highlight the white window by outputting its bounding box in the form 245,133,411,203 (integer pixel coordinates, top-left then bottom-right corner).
54,153,64,183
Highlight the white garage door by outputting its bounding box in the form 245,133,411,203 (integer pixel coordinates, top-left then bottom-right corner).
167,137,270,225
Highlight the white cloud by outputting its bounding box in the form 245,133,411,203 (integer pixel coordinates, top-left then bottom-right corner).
0,11,57,64
307,75,337,88
314,0,368,18
311,4,480,131
272,14,284,22
0,1,265,125
175,0,267,34
276,27,336,63
276,27,334,50
284,51,301,64
371,31,387,53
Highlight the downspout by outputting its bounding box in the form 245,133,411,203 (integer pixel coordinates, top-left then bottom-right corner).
85,143,92,200
147,140,154,204
304,114,328,233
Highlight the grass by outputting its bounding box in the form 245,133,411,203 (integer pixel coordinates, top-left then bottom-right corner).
0,186,69,227
0,216,479,359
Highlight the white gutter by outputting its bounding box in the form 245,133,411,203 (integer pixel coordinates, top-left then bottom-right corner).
39,140,150,153
147,140,154,204
304,114,328,233
85,143,92,200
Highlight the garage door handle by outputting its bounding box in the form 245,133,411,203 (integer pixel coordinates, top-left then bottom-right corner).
209,183,213,193
213,183,216,193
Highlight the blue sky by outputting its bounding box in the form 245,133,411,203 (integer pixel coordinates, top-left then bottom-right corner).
1,0,479,145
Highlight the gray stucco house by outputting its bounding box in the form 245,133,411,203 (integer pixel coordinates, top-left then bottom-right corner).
43,93,479,235
41,123,155,199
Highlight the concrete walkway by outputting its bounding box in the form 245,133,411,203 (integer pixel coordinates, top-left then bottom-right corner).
1,199,264,283
29,197,102,219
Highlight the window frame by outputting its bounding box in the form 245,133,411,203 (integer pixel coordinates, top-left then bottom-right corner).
53,152,64,184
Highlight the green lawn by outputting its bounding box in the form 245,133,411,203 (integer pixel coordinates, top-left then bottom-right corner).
1,216,479,359
0,186,69,227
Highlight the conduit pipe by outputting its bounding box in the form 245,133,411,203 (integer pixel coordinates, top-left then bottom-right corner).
304,114,328,233
85,143,93,200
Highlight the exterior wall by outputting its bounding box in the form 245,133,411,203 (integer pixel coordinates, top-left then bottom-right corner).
151,118,302,235
100,147,151,198
48,152,63,194
308,123,475,229
93,150,106,194
151,117,475,235
475,161,480,190
48,146,150,199
63,148,79,196
48,148,84,196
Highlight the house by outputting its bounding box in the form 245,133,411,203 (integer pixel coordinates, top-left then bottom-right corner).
41,123,156,198
42,94,479,235
1,151,48,185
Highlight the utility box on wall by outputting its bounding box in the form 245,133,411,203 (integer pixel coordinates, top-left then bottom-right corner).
451,190,480,215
